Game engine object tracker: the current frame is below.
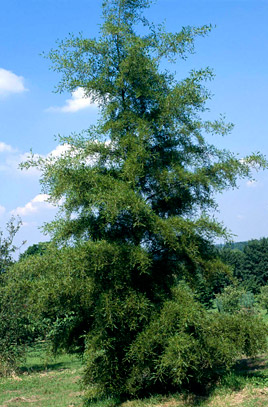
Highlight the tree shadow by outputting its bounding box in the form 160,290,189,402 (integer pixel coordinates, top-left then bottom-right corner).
19,361,68,374
181,355,268,406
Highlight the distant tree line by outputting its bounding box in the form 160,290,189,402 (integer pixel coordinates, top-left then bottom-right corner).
219,238,268,293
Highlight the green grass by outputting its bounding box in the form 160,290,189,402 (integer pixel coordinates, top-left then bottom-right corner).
0,343,267,407
0,343,83,407
86,355,268,407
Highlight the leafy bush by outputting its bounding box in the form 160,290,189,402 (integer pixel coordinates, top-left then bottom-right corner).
0,278,34,375
257,285,268,312
0,218,31,375
215,285,256,314
19,241,49,260
2,243,95,356
84,283,267,398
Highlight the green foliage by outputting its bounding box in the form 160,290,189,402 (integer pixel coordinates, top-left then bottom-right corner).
0,218,30,375
219,248,246,282
219,238,268,292
194,258,233,307
0,243,87,375
242,239,268,291
215,285,255,314
0,282,32,375
20,0,268,400
19,241,49,260
84,283,267,398
0,217,22,275
4,243,95,355
257,285,268,312
217,240,248,251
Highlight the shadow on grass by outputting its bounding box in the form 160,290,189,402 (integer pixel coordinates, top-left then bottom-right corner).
184,355,268,407
19,361,68,374
140,355,267,407
85,356,268,407
18,342,82,375
235,356,267,374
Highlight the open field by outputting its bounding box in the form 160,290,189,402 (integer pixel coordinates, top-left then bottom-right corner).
0,344,267,407
0,344,83,407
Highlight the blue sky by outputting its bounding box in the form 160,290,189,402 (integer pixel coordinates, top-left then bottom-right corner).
1,0,268,252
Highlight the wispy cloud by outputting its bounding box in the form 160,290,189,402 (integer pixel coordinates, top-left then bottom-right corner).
246,180,258,188
48,143,71,157
0,68,27,97
0,205,5,217
47,87,98,113
11,194,54,217
0,140,104,178
0,142,15,153
0,151,41,177
0,142,72,178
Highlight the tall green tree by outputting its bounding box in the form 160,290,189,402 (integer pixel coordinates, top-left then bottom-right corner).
242,238,268,290
0,218,31,374
219,247,246,281
0,217,22,275
24,0,267,399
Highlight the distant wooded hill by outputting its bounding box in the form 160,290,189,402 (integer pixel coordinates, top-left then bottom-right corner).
216,241,248,251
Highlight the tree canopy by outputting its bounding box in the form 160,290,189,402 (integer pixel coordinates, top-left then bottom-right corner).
21,0,267,400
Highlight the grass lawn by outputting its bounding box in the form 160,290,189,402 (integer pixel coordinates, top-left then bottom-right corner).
0,344,267,407
0,343,83,407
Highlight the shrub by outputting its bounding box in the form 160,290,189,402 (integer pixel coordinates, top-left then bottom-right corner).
257,285,268,312
84,283,267,398
0,283,33,375
215,285,255,314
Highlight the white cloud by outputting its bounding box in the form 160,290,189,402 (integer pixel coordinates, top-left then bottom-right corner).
0,142,72,178
0,205,5,217
0,139,110,179
48,143,71,158
47,87,98,113
0,68,27,96
0,142,15,153
32,194,50,204
11,194,54,216
246,180,258,188
0,151,41,177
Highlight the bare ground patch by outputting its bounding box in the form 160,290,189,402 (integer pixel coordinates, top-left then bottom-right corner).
155,399,184,407
0,395,40,406
208,386,268,407
121,386,268,407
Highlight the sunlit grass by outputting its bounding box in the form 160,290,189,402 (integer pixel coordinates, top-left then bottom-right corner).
0,342,267,407
0,343,83,407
